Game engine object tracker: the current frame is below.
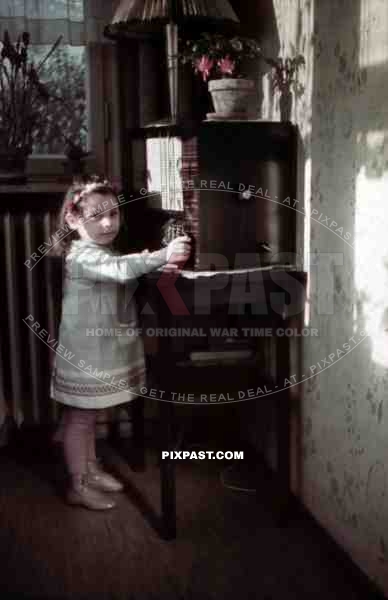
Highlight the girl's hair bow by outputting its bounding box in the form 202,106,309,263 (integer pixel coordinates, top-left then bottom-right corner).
64,176,113,216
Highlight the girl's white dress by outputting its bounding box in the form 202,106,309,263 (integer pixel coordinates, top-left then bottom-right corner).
50,239,168,409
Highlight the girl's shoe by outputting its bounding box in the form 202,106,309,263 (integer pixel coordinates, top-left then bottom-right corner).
85,460,124,493
66,475,116,510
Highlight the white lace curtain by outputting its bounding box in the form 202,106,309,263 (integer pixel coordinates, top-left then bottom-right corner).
0,0,120,44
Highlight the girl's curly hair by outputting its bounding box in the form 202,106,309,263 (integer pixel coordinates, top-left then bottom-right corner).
51,175,119,257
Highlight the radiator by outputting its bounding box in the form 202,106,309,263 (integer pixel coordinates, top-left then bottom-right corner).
0,209,139,434
0,210,62,427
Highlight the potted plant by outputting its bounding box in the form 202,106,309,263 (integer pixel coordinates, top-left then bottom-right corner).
63,135,90,176
265,53,305,122
179,32,261,119
0,30,62,183
52,121,89,176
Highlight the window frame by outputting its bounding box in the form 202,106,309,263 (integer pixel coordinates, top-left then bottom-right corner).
26,43,103,181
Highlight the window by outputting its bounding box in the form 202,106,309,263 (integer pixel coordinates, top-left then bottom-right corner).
1,0,122,181
30,44,87,155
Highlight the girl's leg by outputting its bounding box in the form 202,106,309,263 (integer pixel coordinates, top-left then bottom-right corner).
86,414,98,462
62,407,115,510
62,407,97,479
52,409,67,444
85,409,124,493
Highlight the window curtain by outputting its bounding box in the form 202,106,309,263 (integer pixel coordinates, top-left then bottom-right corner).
0,0,120,45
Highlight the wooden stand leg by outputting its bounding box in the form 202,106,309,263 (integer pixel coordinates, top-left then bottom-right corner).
108,420,121,445
131,396,145,471
159,401,177,540
275,321,292,526
276,387,291,525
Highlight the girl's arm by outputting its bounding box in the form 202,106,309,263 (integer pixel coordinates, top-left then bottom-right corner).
67,237,190,283
67,246,168,283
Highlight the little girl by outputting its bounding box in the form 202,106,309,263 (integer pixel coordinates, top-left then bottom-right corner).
50,176,191,511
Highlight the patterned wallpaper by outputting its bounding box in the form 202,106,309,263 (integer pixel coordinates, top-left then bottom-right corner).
270,0,388,591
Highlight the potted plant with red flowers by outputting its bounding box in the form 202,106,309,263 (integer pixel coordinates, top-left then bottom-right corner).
0,30,62,183
179,32,262,119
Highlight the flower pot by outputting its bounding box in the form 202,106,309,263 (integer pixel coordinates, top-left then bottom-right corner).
208,78,256,119
0,150,28,184
279,89,293,122
64,157,87,177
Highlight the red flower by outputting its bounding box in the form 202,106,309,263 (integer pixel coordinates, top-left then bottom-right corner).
218,56,236,76
66,200,76,214
195,56,214,82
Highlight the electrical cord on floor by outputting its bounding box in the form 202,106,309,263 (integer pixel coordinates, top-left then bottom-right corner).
184,441,257,493
220,463,257,493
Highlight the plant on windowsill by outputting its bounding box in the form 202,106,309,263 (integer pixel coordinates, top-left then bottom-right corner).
0,30,62,183
264,53,305,122
62,131,90,176
179,32,262,119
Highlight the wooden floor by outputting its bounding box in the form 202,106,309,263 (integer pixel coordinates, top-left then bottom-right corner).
0,432,378,600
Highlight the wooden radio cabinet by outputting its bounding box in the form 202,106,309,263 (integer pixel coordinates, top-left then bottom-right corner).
127,120,300,271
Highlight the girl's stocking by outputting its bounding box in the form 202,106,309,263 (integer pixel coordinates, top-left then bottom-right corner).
62,407,97,483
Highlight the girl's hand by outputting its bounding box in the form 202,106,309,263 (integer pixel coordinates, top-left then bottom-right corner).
166,235,191,265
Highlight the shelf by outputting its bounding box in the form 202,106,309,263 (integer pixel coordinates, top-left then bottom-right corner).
0,181,70,194
127,119,297,140
149,361,275,398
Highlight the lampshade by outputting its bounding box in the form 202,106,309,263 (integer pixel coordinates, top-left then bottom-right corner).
105,0,240,36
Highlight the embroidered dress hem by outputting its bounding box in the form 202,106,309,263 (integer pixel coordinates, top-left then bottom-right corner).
51,363,145,409
52,386,142,409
